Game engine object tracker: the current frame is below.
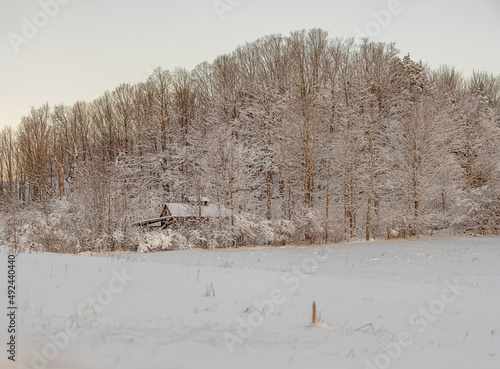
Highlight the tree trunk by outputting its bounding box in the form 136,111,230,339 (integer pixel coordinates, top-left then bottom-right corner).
266,170,273,220
325,159,331,243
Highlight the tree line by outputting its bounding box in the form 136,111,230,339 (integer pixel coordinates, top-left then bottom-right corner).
1,29,499,251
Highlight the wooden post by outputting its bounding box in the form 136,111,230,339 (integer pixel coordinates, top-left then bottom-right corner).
312,301,317,325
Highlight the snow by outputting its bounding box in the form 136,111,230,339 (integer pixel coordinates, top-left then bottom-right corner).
1,236,499,369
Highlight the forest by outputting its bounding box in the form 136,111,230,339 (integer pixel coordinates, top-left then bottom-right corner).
1,29,499,252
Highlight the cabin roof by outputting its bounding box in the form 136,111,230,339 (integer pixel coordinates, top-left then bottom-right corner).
165,203,219,218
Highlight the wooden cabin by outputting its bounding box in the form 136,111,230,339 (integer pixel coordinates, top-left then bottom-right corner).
133,198,220,229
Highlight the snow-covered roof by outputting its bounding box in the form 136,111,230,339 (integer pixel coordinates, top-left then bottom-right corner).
165,203,219,218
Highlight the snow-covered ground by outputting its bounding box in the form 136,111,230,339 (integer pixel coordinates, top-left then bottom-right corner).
1,236,499,369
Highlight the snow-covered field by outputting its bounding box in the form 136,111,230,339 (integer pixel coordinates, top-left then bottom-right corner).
1,236,499,369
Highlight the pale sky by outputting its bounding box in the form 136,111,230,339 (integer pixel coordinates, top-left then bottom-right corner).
1,0,499,130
